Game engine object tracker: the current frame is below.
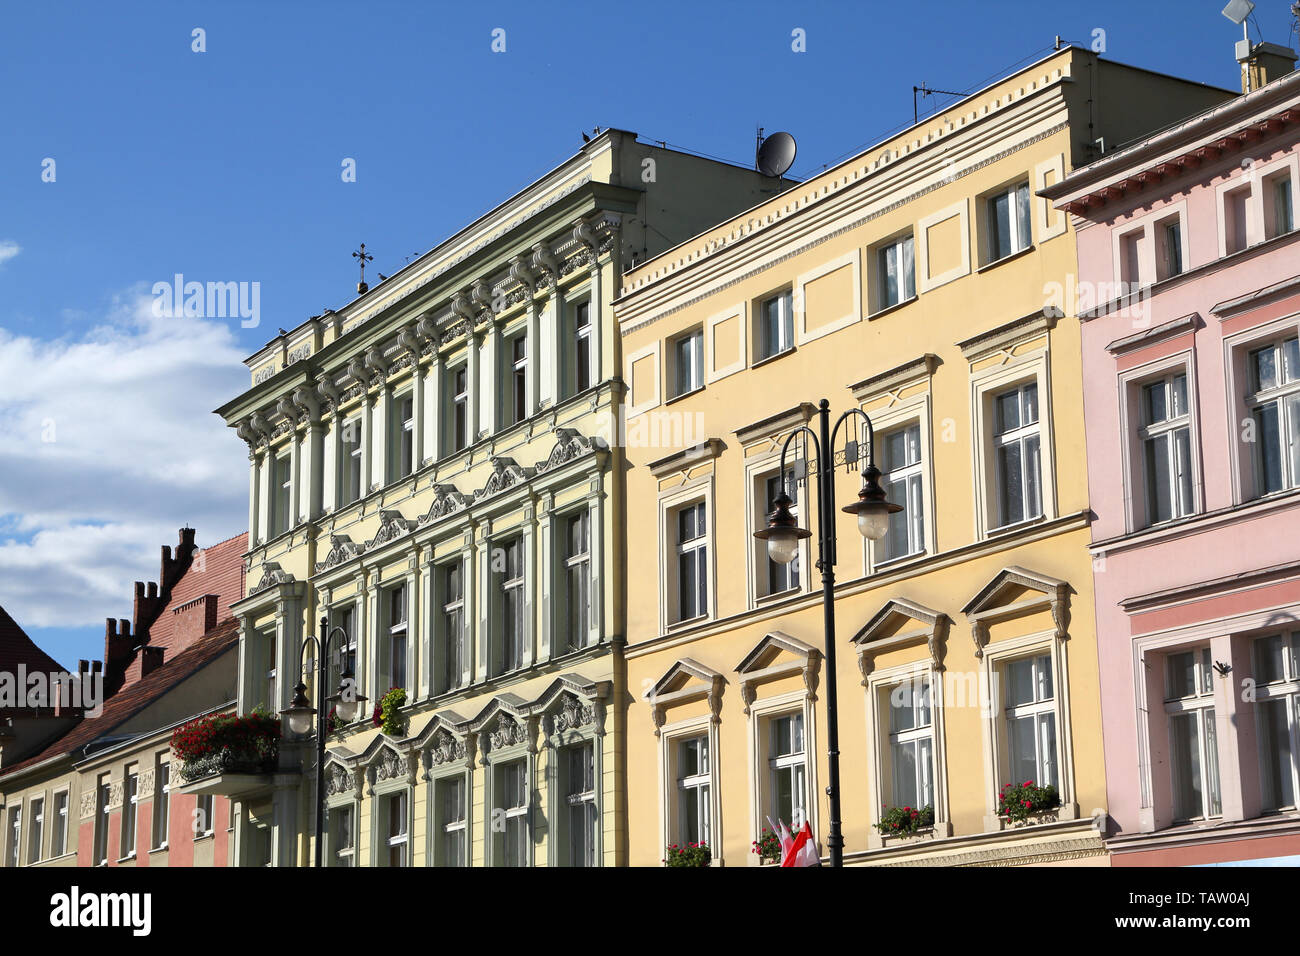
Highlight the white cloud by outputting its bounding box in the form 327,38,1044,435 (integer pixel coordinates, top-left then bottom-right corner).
0,241,20,266
0,288,250,630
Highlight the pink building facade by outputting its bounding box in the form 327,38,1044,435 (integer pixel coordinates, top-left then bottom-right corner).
1048,66,1300,865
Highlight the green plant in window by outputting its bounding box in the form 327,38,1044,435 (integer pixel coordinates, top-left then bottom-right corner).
751,827,782,863
373,687,407,737
998,781,1059,823
663,842,711,867
873,804,934,836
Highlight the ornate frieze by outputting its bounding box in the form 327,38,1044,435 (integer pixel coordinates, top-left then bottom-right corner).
551,692,595,735
533,428,605,473
487,714,527,752
325,762,354,797
428,728,468,767
474,457,533,501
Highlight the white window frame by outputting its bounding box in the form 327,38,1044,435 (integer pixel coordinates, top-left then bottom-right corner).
658,476,716,634
26,796,43,865
449,363,469,453
1139,371,1196,525
497,537,525,675
658,713,723,866
561,509,591,652
340,416,363,505
755,290,794,362
493,757,531,868
385,582,409,694
1252,631,1300,812
984,180,1032,264
991,381,1043,529
674,501,708,624
271,452,292,536
745,451,811,608
120,765,139,860
864,658,951,848
570,299,592,396
51,789,68,859
564,742,598,867
330,802,357,867
1163,645,1222,822
874,232,916,312
6,804,20,868
435,772,469,867
506,332,528,426
669,327,704,398
978,629,1077,832
1246,334,1300,497
746,688,819,863
391,391,415,482
152,757,170,850
438,559,466,693
1118,353,1201,532
970,353,1057,540
1108,201,1190,290
1223,313,1300,503
382,789,410,867
94,777,111,864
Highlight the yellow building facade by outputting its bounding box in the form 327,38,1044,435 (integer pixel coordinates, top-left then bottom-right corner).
211,130,786,866
614,49,1233,866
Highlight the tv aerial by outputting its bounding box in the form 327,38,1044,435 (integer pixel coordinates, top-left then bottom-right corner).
755,129,797,178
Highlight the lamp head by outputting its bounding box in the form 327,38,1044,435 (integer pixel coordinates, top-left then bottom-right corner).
753,490,811,564
842,464,903,541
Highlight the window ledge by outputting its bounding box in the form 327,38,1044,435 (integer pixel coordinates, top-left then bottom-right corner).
976,244,1035,274
751,347,795,370
872,550,928,572
665,613,711,636
116,853,137,863
985,513,1047,540
867,295,918,322
665,385,705,406
755,587,803,607
148,844,168,855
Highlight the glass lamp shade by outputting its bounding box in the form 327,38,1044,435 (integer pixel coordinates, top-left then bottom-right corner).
333,696,360,724
286,709,314,736
856,505,892,541
766,527,803,565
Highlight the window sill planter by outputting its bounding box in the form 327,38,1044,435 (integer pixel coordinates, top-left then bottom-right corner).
170,712,281,785
989,783,1071,831
880,826,938,847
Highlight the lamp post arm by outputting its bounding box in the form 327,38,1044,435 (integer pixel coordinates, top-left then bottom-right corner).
830,406,878,472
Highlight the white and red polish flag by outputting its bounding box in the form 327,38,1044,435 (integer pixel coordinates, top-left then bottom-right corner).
766,817,822,867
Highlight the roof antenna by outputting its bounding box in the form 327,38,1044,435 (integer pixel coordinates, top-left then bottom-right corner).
913,82,964,125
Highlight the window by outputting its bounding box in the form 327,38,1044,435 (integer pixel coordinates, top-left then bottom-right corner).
450,365,469,452
769,713,808,828
6,805,19,868
497,760,529,867
120,767,139,858
879,424,925,561
508,335,528,425
677,735,711,847
386,583,408,692
24,798,43,866
1268,174,1295,239
329,605,358,706
52,792,68,858
392,394,414,481
564,511,591,651
757,291,794,361
330,804,355,867
1156,218,1184,280
987,182,1031,261
1164,647,1221,820
438,776,467,866
1249,337,1300,495
1004,654,1058,791
384,791,408,866
761,471,800,594
271,453,292,536
94,777,110,864
152,759,170,849
675,502,708,622
1140,373,1194,524
1119,230,1142,288
1254,632,1300,811
497,539,525,674
566,743,597,867
195,794,214,838
992,382,1042,527
887,677,934,811
341,417,363,505
571,301,592,395
877,235,916,309
254,629,277,712
671,329,703,397
1225,184,1250,255
440,563,465,693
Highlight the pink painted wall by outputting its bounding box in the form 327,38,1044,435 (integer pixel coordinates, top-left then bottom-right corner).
1072,113,1300,840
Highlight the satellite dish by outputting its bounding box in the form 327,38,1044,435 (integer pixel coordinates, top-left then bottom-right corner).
757,131,797,177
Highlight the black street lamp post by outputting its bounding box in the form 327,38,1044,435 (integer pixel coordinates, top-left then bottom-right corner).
753,399,900,867
281,617,367,867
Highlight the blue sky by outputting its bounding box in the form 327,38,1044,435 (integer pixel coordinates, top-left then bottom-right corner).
0,0,1295,667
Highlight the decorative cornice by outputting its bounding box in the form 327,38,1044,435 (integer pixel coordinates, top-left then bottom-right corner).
957,308,1061,362
733,403,817,447
647,438,725,479
315,534,365,574
848,354,940,402
1104,312,1200,355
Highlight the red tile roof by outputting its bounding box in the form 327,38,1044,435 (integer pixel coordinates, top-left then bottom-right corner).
0,617,240,780
145,531,247,656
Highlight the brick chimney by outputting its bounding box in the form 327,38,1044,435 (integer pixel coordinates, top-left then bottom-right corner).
1238,40,1297,93
139,646,166,679
104,618,133,697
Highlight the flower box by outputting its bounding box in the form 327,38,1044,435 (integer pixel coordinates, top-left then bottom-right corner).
171,712,280,783
997,781,1060,827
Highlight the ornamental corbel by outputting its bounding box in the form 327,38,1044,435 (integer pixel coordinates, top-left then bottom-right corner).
275,395,300,427
801,655,820,702
292,385,321,424
572,218,598,253
451,291,477,328
508,254,537,294
315,371,341,412
531,242,559,287
249,412,273,449
740,681,757,716
470,280,496,319
363,346,388,384
650,697,666,738
346,356,371,389
857,647,874,685
971,619,989,659
1050,587,1070,641
397,326,421,360
931,615,950,671
415,313,439,345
